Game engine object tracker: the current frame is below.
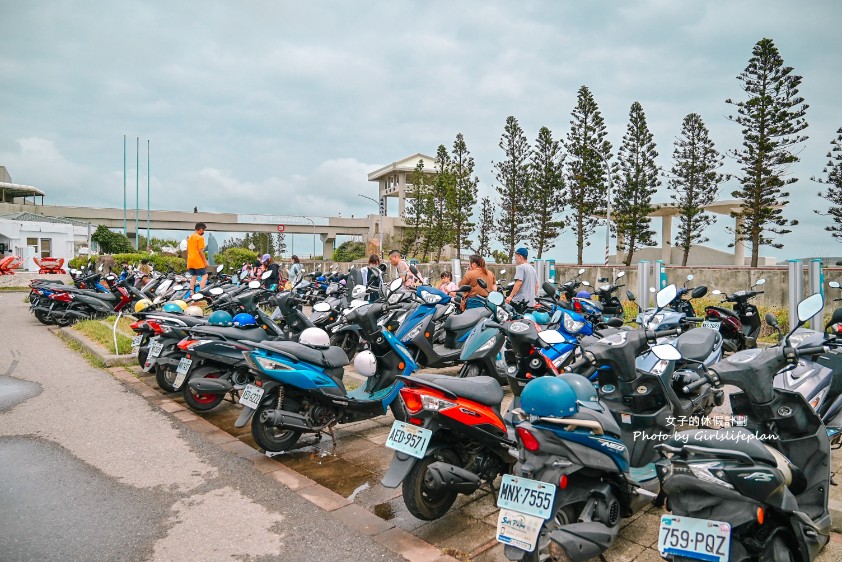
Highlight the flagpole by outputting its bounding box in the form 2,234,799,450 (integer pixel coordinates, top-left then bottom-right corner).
135,137,139,251
146,140,150,249
123,135,127,235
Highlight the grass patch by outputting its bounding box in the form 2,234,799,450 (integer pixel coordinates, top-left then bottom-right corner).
103,315,137,337
0,286,29,292
56,331,107,368
73,319,134,355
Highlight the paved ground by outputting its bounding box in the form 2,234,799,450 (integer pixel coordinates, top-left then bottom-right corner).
0,293,408,561
5,290,842,561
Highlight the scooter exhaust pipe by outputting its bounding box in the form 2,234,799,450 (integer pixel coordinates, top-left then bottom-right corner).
260,409,314,432
187,378,233,395
424,462,481,494
547,521,619,562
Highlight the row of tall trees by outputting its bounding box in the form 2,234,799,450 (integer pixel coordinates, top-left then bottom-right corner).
406,37,830,266
220,232,286,257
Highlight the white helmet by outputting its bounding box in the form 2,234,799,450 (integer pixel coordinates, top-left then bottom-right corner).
354,350,377,377
299,327,330,349
351,284,367,300
184,305,204,317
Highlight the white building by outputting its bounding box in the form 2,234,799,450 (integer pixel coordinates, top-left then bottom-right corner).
0,212,92,272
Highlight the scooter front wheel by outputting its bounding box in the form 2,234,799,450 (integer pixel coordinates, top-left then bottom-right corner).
252,402,301,452
402,450,459,521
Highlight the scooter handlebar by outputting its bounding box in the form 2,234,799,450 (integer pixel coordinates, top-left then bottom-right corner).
796,345,829,357
646,327,682,340
682,377,709,394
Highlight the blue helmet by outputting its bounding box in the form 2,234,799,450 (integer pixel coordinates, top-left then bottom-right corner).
521,376,578,418
232,313,257,328
560,374,601,409
576,290,591,300
530,311,551,325
162,302,183,314
208,310,233,326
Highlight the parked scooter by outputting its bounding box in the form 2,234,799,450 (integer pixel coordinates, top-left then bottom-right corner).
705,277,766,352
655,293,833,562
236,278,418,453
591,271,627,319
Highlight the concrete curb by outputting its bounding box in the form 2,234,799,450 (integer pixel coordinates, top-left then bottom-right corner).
102,365,458,562
51,326,137,367
829,498,842,533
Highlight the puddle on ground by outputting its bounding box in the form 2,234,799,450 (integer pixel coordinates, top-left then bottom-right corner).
0,375,42,412
373,502,396,520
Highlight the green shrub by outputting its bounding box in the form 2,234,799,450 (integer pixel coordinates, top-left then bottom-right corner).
214,247,259,274
91,225,133,254
68,253,186,273
332,241,366,262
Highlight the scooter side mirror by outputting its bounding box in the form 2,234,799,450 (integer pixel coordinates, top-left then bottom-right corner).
313,302,331,312
543,281,557,297
829,281,841,289
388,278,403,293
797,293,824,324
651,344,682,361
577,268,585,275
487,292,504,306
248,280,261,289
691,286,708,299
458,285,472,292
616,271,625,279
217,264,224,273
192,293,204,300
477,278,488,290
754,278,766,287
687,274,694,281
581,281,590,287
711,290,722,296
538,330,566,345
604,317,624,328
765,312,781,330
656,284,677,308
210,287,224,296
825,308,842,331
261,270,272,280
499,269,507,276
626,290,636,302
409,265,421,277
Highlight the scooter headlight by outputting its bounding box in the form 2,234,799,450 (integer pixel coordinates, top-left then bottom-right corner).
476,338,497,353
496,308,510,322
552,350,573,368
563,314,586,334
651,359,671,376
421,395,456,412
402,324,423,343
388,292,401,304
419,290,442,305
688,461,733,489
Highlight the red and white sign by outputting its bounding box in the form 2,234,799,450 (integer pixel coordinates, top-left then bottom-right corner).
277,225,285,232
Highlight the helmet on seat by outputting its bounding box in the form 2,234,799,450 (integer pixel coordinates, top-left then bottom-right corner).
162,302,183,314
208,310,233,326
173,300,188,310
521,376,578,418
232,313,257,328
299,327,330,348
135,298,152,313
527,311,551,325
184,305,203,317
575,291,591,300
560,374,601,410
354,350,377,377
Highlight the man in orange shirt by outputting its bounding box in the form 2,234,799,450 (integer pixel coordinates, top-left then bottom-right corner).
187,222,209,294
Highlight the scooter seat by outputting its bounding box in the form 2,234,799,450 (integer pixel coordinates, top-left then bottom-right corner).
191,325,270,342
707,306,738,319
414,374,504,406
675,328,720,362
668,428,777,466
142,312,207,326
255,340,350,369
64,287,117,300
444,307,491,332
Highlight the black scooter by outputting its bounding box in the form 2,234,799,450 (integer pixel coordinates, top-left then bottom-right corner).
705,278,766,352
656,292,832,562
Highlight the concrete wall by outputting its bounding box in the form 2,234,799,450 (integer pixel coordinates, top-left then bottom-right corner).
0,271,72,288
615,246,777,267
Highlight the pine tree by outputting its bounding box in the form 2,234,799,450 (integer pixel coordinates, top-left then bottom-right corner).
430,145,455,262
494,116,531,262
565,86,611,265
274,232,287,256
614,102,660,266
529,127,565,258
726,38,809,266
814,127,842,242
473,196,494,257
449,133,479,259
667,113,728,265
402,159,429,258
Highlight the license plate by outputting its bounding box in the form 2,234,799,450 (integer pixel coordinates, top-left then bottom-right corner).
149,340,164,358
702,320,720,330
385,421,432,459
496,508,544,552
497,474,557,520
132,335,143,347
239,384,264,409
176,357,192,375
658,515,731,562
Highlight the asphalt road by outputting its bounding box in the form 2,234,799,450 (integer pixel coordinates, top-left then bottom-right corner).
0,293,401,561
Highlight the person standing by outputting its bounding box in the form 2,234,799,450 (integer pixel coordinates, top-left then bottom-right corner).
187,222,209,293
506,247,538,307
288,255,302,283
388,250,417,290
364,254,382,302
458,255,496,310
262,254,280,289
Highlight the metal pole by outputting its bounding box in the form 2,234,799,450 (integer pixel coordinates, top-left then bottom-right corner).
123,135,127,235
788,259,803,329
146,140,150,249
135,137,139,251
808,258,824,330
638,260,650,309
604,153,612,266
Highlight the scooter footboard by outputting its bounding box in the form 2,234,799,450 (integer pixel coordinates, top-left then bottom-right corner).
548,521,620,562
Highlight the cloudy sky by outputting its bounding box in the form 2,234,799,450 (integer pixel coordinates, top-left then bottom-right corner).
1,1,840,261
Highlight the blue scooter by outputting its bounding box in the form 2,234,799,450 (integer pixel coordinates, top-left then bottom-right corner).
237,278,419,453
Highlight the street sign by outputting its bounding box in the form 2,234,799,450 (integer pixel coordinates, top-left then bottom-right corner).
379,197,386,216
277,225,285,232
